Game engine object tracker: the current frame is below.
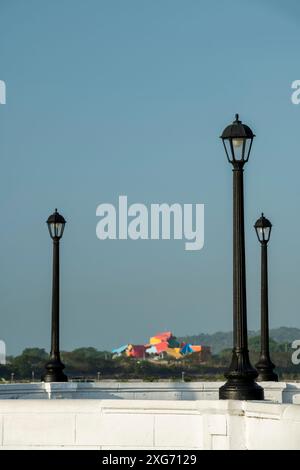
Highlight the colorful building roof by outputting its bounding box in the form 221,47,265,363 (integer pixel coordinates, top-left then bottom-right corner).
149,331,172,345
112,331,209,359
112,344,128,355
166,348,182,359
126,345,146,358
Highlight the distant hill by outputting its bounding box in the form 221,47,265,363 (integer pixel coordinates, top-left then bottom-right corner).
178,327,300,354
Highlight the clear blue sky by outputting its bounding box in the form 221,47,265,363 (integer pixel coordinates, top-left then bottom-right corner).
1,0,300,355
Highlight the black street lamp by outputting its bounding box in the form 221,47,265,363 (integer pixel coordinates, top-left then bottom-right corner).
254,213,278,382
219,114,264,400
42,209,68,382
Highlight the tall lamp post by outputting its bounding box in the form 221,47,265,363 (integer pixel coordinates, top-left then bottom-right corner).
219,114,264,400
42,209,68,382
254,213,278,382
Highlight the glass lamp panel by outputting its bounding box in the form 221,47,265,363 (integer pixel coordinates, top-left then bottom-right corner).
243,138,253,162
59,223,65,238
256,227,264,242
54,222,64,238
231,137,246,161
223,139,233,162
263,226,271,242
48,222,65,238
47,223,54,239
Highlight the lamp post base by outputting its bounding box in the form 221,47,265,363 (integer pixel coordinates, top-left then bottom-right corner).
256,371,278,382
255,360,278,382
42,358,68,383
219,378,264,400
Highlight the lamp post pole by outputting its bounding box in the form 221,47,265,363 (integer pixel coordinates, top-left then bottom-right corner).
254,214,278,382
219,115,264,400
42,209,68,382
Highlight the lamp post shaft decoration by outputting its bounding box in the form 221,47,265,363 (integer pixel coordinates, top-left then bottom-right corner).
254,213,278,382
42,209,68,383
219,114,264,400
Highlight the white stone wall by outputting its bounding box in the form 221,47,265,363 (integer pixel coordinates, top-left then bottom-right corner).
0,381,299,403
0,399,299,450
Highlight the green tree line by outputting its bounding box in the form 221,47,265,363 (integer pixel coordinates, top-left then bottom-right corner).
1,336,299,382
